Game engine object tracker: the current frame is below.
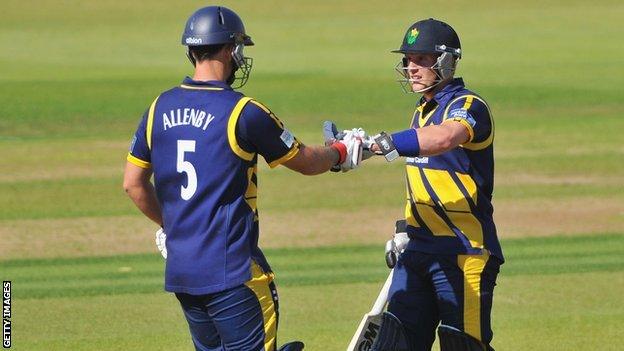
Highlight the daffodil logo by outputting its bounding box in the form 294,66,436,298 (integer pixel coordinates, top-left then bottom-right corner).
407,28,419,45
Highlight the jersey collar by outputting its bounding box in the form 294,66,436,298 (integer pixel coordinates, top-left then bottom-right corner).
431,78,465,104
181,77,233,90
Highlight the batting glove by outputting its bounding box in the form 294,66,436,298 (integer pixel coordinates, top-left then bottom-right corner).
155,227,167,259
385,221,409,268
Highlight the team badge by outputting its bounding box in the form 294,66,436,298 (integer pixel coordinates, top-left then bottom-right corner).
407,28,419,44
449,108,476,127
280,129,294,148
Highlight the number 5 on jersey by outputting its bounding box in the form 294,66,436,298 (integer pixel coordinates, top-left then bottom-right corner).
177,140,197,200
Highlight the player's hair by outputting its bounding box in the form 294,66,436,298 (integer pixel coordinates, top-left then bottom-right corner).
188,44,229,64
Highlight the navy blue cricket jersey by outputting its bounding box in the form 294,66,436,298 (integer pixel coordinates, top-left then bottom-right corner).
403,78,503,261
128,77,300,294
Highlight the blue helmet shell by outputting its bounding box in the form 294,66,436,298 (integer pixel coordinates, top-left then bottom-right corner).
181,6,253,46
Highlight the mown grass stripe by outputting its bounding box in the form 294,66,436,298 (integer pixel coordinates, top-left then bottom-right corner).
3,234,622,299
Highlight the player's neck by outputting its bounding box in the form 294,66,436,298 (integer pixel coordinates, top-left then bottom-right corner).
192,60,229,83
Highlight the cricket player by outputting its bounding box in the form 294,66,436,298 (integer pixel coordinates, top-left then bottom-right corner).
122,6,361,351
366,19,504,350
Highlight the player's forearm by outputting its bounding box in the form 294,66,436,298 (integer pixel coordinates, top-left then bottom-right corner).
414,125,463,156
125,183,163,226
379,123,468,157
284,144,340,175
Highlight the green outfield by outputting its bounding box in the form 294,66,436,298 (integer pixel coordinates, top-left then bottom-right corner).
1,0,623,350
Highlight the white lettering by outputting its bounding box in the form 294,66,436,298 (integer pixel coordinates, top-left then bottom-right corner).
175,109,182,126
161,108,215,132
202,113,215,130
185,37,203,45
183,108,190,125
163,113,172,130
190,109,200,127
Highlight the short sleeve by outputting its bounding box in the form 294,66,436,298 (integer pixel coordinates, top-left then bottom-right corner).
236,100,300,168
127,112,151,169
443,95,493,149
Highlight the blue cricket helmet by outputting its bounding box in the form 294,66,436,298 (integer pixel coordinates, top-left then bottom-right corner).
393,18,460,58
181,6,253,47
181,6,254,88
393,18,462,93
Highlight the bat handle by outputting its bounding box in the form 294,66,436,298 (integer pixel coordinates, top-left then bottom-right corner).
369,269,394,315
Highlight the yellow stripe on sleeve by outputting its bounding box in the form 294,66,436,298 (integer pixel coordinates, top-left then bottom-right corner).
249,100,284,128
462,95,474,110
443,95,494,150
268,144,300,168
126,153,151,169
146,95,160,150
227,97,255,161
458,251,490,342
245,261,278,351
443,118,475,143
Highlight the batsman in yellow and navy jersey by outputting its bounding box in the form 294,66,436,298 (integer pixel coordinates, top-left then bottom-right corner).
368,19,503,351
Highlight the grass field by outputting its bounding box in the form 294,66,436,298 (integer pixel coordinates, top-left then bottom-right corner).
1,0,623,350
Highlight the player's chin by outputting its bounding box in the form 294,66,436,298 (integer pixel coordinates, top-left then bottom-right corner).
412,82,432,92
411,82,429,92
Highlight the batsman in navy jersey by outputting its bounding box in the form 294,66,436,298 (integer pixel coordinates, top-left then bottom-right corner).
123,6,362,351
365,19,504,351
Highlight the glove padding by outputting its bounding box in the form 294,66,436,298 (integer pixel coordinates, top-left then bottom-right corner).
323,121,375,172
336,129,364,172
155,227,167,259
385,232,409,268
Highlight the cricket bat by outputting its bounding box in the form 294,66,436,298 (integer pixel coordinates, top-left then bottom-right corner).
346,269,394,351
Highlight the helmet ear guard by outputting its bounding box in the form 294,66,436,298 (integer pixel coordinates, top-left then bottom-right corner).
230,37,253,89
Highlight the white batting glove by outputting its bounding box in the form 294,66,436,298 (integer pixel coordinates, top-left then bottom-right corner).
155,227,167,259
385,232,409,268
344,128,376,161
337,129,363,172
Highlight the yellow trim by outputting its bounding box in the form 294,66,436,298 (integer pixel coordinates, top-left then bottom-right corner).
443,95,494,151
146,96,160,150
244,165,258,214
458,251,490,342
268,143,300,168
249,100,284,128
462,95,474,110
126,153,151,169
227,97,255,161
443,118,475,143
418,105,438,128
179,84,224,91
245,261,277,351
408,107,419,128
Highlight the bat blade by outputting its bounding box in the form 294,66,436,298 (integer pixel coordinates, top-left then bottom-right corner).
346,269,394,351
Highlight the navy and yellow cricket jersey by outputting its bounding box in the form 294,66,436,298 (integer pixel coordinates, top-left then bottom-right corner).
127,77,300,294
404,78,503,261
